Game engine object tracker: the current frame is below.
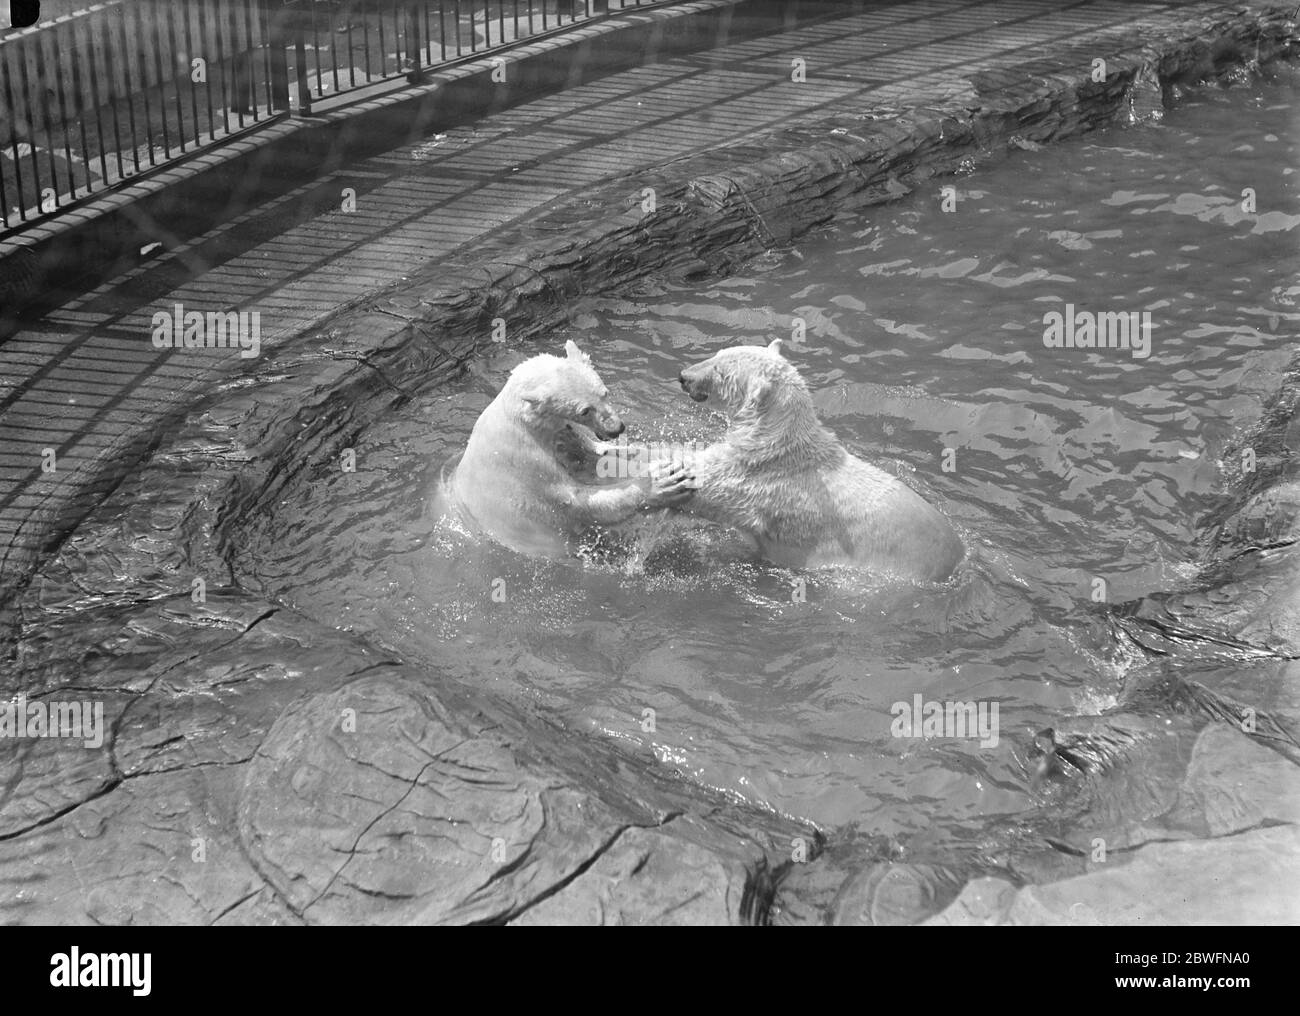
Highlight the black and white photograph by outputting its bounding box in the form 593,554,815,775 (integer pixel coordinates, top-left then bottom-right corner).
0,0,1296,961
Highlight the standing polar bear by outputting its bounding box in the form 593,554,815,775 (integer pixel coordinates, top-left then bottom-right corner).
673,340,965,582
441,340,693,558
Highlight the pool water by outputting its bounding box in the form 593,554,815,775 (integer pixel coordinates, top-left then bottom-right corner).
235,74,1299,836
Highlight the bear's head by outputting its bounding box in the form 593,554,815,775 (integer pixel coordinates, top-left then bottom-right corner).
507,340,626,441
678,340,834,464
678,339,810,418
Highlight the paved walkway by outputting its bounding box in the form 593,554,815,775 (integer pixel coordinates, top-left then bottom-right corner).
0,0,1220,612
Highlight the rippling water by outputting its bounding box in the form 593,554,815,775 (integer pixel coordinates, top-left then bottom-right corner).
236,75,1299,834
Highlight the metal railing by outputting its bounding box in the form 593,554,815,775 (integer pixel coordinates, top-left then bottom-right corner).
0,0,656,239
290,0,622,111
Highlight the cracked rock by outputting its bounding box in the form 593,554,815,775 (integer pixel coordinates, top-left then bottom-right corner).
510,814,763,926
237,673,633,924
924,825,1300,926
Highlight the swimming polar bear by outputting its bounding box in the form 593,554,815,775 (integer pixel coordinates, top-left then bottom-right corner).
672,340,965,582
440,340,694,558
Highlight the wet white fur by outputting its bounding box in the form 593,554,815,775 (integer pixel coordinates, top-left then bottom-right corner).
443,341,649,557
675,340,965,582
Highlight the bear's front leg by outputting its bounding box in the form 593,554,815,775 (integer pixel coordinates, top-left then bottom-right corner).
643,462,696,509
562,463,695,525
592,439,700,483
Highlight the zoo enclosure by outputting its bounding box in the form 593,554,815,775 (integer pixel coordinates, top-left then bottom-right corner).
0,0,660,238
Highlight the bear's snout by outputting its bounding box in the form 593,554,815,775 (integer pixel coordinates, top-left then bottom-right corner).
594,412,625,440
679,369,710,403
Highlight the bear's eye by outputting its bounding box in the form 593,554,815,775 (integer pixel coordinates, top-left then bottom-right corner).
580,406,593,416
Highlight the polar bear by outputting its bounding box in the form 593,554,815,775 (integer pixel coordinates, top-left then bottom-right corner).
671,340,965,582
441,340,693,558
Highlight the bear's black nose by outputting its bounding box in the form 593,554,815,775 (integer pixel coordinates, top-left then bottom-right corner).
678,374,689,390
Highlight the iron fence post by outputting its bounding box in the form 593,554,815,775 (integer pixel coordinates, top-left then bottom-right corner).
296,32,311,115
407,3,424,84
267,0,291,113
232,5,255,117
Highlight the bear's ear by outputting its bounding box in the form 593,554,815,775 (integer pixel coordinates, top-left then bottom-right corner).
518,394,545,423
767,338,784,357
564,340,592,366
746,374,775,411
